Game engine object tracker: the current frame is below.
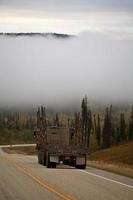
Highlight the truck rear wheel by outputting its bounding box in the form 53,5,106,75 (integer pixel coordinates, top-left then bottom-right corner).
51,162,57,168
38,151,42,164
46,153,57,168
42,151,46,166
46,152,51,168
76,164,86,169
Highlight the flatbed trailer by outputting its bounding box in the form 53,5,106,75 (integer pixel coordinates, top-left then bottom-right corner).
34,106,90,169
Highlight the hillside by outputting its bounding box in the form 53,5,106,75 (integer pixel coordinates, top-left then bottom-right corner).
0,32,71,38
88,142,133,177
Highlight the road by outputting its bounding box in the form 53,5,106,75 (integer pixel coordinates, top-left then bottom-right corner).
0,146,133,200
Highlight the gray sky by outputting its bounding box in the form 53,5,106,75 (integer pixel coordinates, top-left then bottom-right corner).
0,0,133,34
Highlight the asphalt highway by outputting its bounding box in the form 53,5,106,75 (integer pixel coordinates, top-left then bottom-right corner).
0,146,133,200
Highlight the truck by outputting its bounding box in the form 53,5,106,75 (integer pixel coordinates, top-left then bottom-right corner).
34,103,91,169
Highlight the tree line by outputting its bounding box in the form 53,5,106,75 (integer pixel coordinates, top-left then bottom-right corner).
71,97,133,150
0,100,133,147
0,112,36,144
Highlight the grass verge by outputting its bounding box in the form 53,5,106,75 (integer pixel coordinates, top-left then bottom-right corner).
2,146,37,155
88,142,133,178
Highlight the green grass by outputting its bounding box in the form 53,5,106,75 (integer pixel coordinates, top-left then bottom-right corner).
0,128,34,145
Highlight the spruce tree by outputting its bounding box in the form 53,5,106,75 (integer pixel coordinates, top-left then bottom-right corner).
102,107,112,149
87,109,92,148
116,127,121,144
81,97,87,144
128,106,133,141
120,113,126,141
55,113,59,127
81,96,92,148
96,114,101,147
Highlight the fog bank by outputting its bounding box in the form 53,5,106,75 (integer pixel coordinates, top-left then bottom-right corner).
0,32,133,108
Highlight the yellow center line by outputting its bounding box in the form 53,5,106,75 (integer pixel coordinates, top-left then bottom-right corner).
3,156,77,200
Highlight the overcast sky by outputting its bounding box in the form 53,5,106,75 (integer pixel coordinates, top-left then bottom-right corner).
0,0,133,35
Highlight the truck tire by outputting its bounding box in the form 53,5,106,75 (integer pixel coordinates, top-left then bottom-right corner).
42,151,46,166
38,151,42,164
75,164,86,169
46,152,51,168
69,156,76,167
51,162,57,168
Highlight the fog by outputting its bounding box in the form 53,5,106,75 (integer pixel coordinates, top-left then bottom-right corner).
0,32,133,109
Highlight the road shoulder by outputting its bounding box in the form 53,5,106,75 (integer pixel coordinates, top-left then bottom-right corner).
87,160,133,178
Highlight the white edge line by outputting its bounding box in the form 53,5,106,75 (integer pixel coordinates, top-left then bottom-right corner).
79,170,133,189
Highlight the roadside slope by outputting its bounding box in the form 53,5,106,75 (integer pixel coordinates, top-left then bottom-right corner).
88,142,133,177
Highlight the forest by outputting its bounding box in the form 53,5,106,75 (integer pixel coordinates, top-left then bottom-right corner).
0,97,133,150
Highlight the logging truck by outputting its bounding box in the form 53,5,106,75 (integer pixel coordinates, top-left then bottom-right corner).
34,105,90,169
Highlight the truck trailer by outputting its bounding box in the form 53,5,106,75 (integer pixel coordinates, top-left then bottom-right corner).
34,106,90,169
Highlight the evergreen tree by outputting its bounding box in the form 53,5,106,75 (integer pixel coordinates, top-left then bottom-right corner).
116,127,121,144
81,96,87,144
55,113,59,127
87,109,92,148
81,96,92,148
96,114,101,147
93,114,96,136
128,106,133,141
120,113,126,141
102,107,112,149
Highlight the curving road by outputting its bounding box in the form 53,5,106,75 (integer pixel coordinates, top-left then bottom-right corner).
0,146,133,200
